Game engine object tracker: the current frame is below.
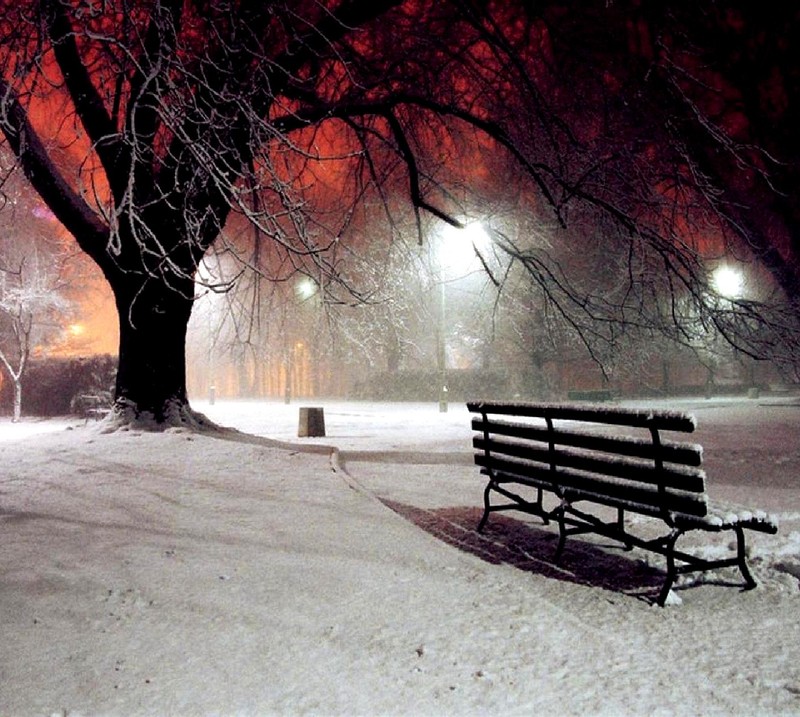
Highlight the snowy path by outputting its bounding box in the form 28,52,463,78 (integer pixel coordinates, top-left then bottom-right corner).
339,452,800,714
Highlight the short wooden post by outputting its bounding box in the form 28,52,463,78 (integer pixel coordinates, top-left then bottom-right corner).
298,406,326,437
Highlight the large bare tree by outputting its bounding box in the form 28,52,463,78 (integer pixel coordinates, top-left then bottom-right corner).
0,0,413,423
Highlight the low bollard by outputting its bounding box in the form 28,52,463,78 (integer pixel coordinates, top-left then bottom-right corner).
298,407,326,437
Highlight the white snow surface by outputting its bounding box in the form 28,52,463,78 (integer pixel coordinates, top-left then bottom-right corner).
1,396,800,716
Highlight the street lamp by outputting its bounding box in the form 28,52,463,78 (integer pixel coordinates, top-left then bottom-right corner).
709,262,759,396
296,276,317,301
712,265,744,299
434,220,491,412
195,255,229,405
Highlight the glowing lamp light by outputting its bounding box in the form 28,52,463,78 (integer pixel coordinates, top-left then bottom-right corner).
712,265,744,299
296,277,317,300
68,323,86,337
437,220,491,277
462,221,491,249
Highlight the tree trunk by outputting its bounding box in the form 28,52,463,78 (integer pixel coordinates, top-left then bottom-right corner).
111,274,196,423
1,356,24,422
12,378,22,423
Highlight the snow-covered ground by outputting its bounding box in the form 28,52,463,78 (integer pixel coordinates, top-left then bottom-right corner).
1,396,799,716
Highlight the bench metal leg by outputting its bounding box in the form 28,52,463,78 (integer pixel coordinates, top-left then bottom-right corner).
735,526,757,590
537,488,549,525
554,504,568,561
477,481,550,533
617,508,633,551
657,529,681,606
657,526,759,606
477,482,493,533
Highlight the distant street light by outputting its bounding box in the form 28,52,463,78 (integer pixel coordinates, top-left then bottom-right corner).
434,220,491,412
296,277,317,301
712,265,744,299
709,263,756,398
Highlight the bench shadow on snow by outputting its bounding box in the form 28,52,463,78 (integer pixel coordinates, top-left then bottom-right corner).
381,501,679,604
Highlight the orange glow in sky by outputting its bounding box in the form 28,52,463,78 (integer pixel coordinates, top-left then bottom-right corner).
74,281,119,355
48,276,119,357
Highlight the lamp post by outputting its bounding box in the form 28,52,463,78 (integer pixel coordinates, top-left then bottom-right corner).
438,277,448,412
194,259,217,405
713,263,760,396
434,220,491,413
296,276,319,397
710,263,754,396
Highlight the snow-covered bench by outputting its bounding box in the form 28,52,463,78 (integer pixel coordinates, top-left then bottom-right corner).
468,400,778,606
71,393,112,423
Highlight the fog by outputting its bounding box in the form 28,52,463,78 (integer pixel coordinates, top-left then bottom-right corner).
184,236,786,407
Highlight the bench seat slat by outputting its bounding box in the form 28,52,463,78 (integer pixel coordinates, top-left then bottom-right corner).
474,437,706,493
561,487,705,522
674,505,778,534
472,418,703,466
478,459,708,517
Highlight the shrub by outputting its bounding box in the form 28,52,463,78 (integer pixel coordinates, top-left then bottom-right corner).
0,355,116,417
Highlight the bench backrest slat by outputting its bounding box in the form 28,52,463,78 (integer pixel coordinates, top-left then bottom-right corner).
473,436,706,492
471,418,703,467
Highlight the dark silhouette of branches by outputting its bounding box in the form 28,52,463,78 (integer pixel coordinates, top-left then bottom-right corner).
0,0,797,423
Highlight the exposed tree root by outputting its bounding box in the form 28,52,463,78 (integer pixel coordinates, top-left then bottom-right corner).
98,398,225,434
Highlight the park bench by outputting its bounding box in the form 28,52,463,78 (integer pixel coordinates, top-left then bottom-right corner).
71,393,112,423
467,400,778,605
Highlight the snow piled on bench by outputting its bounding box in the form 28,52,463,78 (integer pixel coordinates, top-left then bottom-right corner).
469,399,699,431
709,506,779,531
